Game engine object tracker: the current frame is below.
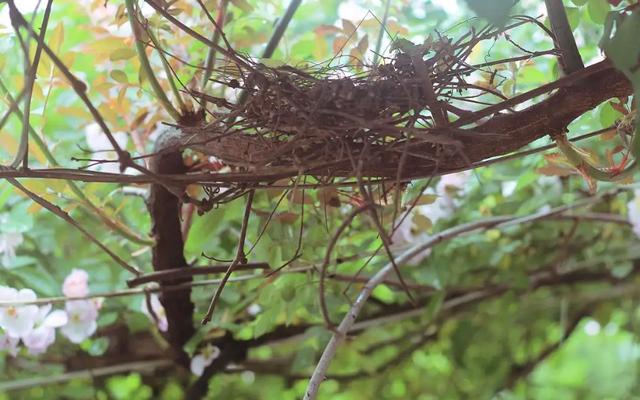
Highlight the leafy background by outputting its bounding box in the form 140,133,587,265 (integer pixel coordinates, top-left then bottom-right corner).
1,0,640,399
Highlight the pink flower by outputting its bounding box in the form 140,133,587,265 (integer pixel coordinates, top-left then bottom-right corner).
140,293,168,332
60,299,101,344
190,344,221,376
22,304,68,355
62,269,89,298
0,287,39,339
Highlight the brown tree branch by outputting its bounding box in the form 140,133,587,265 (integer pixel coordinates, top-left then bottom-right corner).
185,60,632,179
147,128,195,367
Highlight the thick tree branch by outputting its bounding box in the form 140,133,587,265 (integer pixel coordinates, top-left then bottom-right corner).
147,128,195,367
545,0,584,74
185,60,632,179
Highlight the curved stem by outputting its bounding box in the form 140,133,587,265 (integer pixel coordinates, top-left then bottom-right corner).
200,0,229,93
555,134,637,182
125,0,181,121
144,26,186,112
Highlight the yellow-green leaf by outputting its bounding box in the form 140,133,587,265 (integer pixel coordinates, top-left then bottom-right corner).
110,69,129,84
109,48,137,61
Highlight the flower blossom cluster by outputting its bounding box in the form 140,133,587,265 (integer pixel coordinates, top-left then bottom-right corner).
0,269,102,356
391,171,471,265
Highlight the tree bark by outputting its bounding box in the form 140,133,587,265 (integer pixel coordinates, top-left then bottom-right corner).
147,128,195,366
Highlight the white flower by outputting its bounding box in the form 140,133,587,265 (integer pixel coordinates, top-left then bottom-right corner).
436,171,471,196
0,232,23,265
190,344,221,376
0,287,39,338
60,299,101,344
84,123,129,174
246,304,262,316
0,332,19,356
391,210,432,265
62,269,89,298
390,172,471,265
628,189,640,238
415,195,455,226
501,181,518,197
140,293,168,332
22,304,67,355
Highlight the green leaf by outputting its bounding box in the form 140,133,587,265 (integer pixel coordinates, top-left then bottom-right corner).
599,102,618,128
258,58,286,68
564,6,582,31
230,0,253,13
184,205,228,255
109,48,137,61
603,11,640,73
463,0,516,27
110,69,129,84
372,284,396,304
587,0,610,25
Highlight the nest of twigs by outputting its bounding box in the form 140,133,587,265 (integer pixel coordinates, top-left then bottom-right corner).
178,17,562,181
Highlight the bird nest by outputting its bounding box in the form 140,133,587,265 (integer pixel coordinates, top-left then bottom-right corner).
175,17,564,183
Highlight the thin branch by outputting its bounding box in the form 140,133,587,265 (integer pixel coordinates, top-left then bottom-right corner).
319,204,370,328
143,21,186,112
125,0,181,120
6,3,130,167
449,60,610,128
199,0,228,93
0,77,154,245
126,262,270,287
234,0,302,107
9,0,53,169
372,0,391,66
0,359,172,392
303,190,619,399
202,189,255,324
4,177,141,275
142,0,250,69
